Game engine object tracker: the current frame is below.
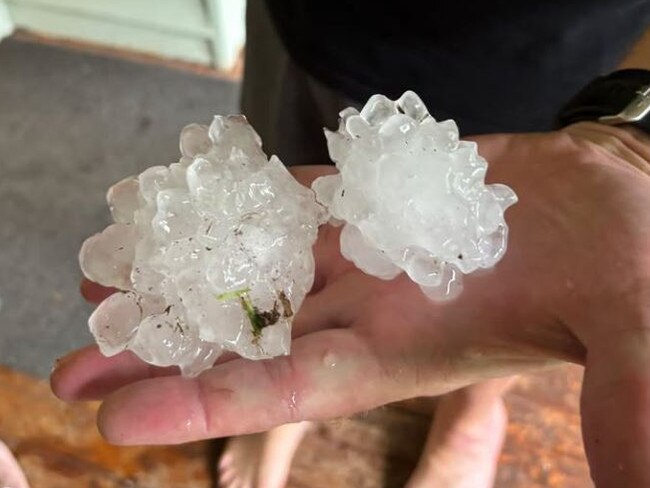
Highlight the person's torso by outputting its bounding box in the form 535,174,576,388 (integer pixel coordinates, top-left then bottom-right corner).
265,0,650,134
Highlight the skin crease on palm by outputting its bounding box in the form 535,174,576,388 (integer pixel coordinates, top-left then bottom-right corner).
51,122,650,487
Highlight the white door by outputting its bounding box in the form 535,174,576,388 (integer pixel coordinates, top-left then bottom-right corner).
1,0,245,70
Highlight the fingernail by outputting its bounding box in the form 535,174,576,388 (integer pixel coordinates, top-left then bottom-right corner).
51,353,75,373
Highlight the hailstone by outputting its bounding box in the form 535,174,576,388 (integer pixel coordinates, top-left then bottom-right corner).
312,91,518,300
80,115,326,377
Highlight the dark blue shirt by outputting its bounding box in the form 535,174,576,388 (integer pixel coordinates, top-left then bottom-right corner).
265,0,650,134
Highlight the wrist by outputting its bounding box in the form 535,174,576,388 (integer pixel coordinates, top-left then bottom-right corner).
561,121,650,176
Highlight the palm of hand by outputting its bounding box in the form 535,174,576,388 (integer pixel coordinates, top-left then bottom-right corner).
52,127,650,485
307,129,650,391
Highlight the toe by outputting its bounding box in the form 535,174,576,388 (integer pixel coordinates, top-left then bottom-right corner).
218,466,237,487
219,451,233,469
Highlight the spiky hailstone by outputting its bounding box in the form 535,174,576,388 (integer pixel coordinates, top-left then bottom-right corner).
312,91,517,301
80,115,326,377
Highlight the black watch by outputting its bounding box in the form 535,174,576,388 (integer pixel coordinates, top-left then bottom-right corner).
556,69,650,133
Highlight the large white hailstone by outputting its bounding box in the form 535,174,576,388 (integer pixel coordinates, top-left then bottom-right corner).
80,115,326,377
312,91,518,301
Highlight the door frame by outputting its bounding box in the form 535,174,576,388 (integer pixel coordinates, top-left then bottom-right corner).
0,0,14,40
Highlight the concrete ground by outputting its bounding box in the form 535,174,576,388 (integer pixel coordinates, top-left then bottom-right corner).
0,38,239,377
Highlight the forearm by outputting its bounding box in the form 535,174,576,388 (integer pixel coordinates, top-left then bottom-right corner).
582,329,650,487
619,28,650,70
561,120,650,486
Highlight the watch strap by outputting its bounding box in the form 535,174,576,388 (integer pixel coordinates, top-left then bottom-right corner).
556,69,650,132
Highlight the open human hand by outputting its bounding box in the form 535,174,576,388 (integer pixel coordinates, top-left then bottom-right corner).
52,122,650,486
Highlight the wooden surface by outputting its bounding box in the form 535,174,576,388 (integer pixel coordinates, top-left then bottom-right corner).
0,364,592,487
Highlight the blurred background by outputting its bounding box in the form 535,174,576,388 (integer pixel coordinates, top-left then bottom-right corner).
0,0,243,379
0,1,646,487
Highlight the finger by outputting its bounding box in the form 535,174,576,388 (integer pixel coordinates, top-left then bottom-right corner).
96,329,410,445
51,345,177,401
292,270,377,337
310,225,340,293
51,279,355,403
289,165,337,188
80,278,117,304
289,166,352,289
581,327,650,486
0,440,29,488
51,278,358,401
55,269,376,401
461,376,518,399
50,344,248,401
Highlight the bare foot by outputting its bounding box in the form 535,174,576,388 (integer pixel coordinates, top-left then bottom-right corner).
218,421,312,488
0,441,29,488
405,378,514,488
